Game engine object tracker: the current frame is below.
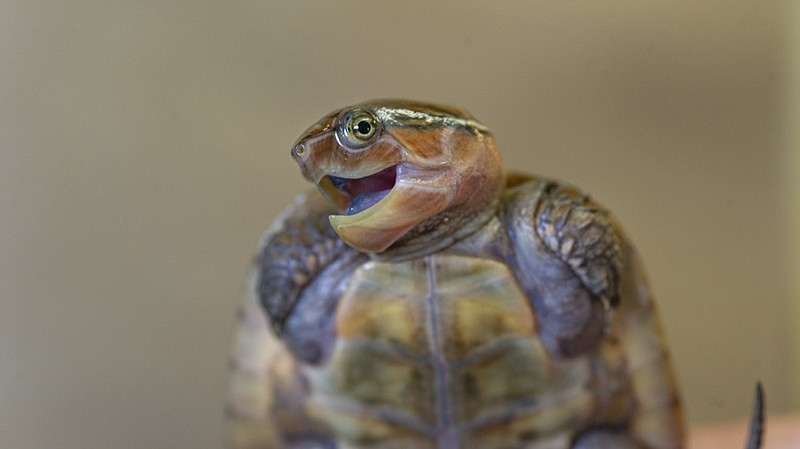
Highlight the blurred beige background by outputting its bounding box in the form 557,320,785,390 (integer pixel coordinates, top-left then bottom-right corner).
0,2,797,448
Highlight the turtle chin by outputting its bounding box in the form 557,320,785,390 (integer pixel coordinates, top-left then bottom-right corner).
327,181,451,253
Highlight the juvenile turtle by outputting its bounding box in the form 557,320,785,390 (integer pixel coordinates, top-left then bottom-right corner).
228,100,685,449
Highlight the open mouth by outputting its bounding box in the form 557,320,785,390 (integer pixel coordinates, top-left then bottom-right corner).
321,165,397,216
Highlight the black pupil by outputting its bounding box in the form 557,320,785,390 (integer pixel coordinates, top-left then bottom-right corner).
355,120,371,136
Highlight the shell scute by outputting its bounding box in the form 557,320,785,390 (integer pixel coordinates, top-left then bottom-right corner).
434,256,537,360
335,260,429,354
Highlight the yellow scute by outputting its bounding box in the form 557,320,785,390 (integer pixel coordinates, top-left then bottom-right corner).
335,260,428,353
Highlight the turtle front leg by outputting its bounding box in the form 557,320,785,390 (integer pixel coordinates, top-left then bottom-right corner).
505,180,622,358
229,192,366,449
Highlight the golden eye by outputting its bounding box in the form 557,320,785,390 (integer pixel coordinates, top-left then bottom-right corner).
352,116,374,139
337,109,380,149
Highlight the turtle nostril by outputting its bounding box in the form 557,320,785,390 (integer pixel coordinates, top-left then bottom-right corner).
292,144,307,159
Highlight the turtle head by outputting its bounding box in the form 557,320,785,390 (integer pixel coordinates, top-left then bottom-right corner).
291,99,504,255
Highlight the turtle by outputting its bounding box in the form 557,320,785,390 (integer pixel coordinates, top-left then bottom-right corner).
227,100,717,449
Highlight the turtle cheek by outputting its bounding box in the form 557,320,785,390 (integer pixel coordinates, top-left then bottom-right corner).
388,127,452,168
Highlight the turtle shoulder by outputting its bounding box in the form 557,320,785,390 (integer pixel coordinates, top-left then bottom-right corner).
497,176,684,446
228,190,363,449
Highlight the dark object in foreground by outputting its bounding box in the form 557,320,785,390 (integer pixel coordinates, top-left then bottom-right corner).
746,383,765,449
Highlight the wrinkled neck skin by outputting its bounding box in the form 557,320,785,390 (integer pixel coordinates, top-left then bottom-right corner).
372,197,501,262
371,131,505,262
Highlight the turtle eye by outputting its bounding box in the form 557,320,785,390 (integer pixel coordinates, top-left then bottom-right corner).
337,109,380,149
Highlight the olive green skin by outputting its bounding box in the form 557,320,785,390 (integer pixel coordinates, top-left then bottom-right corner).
228,101,684,449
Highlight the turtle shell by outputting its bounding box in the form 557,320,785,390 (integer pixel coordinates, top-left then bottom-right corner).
228,177,684,449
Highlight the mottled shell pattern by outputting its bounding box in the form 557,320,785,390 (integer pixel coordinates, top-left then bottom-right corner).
228,100,684,449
